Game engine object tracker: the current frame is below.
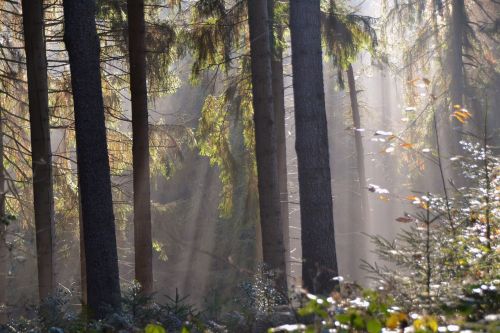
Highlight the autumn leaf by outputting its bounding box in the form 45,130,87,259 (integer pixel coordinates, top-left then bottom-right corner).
400,142,414,149
406,195,419,202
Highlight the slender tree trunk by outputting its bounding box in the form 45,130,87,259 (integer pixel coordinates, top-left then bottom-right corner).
21,0,55,301
290,0,338,294
247,0,287,291
445,0,466,175
63,0,121,318
267,0,290,288
0,110,7,324
450,0,465,107
127,0,153,294
346,65,368,220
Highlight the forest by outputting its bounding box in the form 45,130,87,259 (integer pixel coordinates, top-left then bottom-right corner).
0,0,498,332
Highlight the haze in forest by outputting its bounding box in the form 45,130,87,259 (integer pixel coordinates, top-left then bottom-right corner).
0,0,498,332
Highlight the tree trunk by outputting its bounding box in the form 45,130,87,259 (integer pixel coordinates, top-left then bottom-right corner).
450,0,465,107
346,64,368,221
21,0,55,301
127,0,153,294
290,0,338,294
63,0,121,318
267,0,290,289
0,110,7,324
247,0,287,291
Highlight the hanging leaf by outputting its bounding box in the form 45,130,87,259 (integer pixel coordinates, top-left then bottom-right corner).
400,142,414,149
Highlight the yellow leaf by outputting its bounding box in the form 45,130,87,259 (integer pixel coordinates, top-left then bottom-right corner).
145,324,166,333
386,312,408,329
386,314,400,329
414,316,438,333
406,195,418,202
427,317,438,332
414,318,423,330
452,113,466,124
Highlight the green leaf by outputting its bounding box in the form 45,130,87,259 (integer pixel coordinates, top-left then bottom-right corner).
367,318,382,333
335,313,351,324
353,314,365,329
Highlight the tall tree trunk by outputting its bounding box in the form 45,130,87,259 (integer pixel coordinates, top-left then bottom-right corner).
346,65,368,220
0,110,7,324
63,0,121,318
127,0,153,294
247,0,287,291
290,0,338,294
450,0,465,107
267,0,290,288
445,0,466,175
21,0,55,301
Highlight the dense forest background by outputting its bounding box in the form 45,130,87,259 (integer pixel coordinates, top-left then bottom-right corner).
0,0,498,332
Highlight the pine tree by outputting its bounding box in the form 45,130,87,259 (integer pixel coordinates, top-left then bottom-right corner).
247,0,287,291
290,0,338,294
127,0,153,295
21,0,55,301
63,0,121,317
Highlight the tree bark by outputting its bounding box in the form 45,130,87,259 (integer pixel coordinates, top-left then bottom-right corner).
63,0,121,318
346,64,368,220
0,110,7,324
21,0,55,301
290,0,338,294
127,0,153,294
247,0,287,291
267,0,290,289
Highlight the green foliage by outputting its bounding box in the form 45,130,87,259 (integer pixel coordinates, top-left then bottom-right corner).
363,139,499,314
321,0,377,86
182,0,246,81
0,214,15,226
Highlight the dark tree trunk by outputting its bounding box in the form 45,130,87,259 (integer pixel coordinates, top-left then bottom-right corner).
267,0,290,287
0,110,7,324
247,0,287,290
21,0,55,301
127,0,153,294
290,0,338,294
63,0,121,318
346,65,368,220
